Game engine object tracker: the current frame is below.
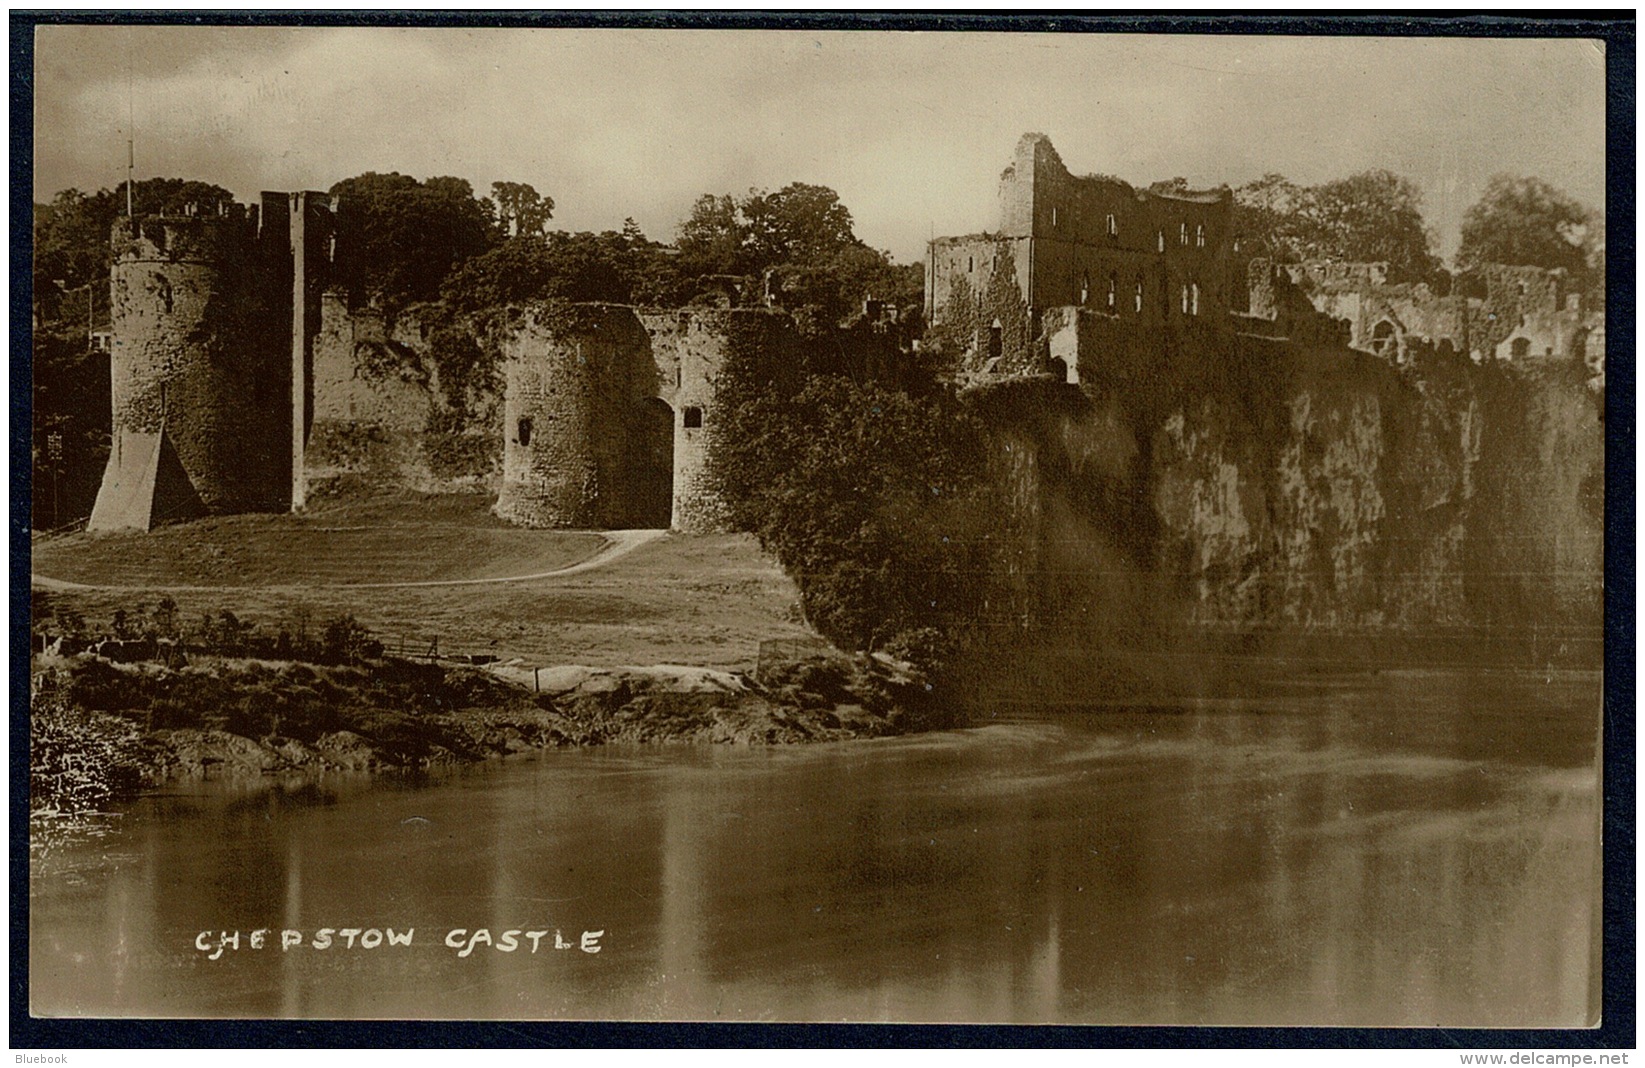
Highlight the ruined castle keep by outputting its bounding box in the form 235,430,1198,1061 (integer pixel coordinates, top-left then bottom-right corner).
87,192,334,531
927,133,1602,383
930,135,1602,644
926,133,1239,379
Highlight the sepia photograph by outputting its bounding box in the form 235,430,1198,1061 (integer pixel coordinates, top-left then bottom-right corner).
22,17,1616,1033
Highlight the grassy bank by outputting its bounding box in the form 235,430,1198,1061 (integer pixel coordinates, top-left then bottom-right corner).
33,501,814,671
33,493,605,587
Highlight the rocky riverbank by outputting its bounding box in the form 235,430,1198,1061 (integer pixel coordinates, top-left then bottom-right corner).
29,650,937,803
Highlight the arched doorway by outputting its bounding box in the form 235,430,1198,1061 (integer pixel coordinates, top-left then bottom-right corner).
631,397,675,528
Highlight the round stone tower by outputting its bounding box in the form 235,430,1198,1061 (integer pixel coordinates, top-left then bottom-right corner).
89,211,291,528
496,303,802,532
496,304,670,529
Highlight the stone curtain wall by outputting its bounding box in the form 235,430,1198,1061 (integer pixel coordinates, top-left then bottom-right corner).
305,296,470,493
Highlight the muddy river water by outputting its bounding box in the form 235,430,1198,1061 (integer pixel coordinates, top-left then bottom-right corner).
30,667,1600,1026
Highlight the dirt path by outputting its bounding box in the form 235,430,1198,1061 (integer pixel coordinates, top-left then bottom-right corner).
31,528,668,593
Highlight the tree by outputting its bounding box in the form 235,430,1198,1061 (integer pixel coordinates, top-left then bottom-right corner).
675,193,749,277
1304,170,1439,283
672,182,913,330
489,181,554,238
750,183,859,263
1233,170,1438,283
1231,173,1310,259
710,370,997,651
1456,175,1595,283
328,172,497,309
442,225,677,313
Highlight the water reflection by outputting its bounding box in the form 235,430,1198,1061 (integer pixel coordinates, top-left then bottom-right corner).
30,668,1599,1025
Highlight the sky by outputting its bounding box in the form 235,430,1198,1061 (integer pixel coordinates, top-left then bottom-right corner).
32,25,1608,266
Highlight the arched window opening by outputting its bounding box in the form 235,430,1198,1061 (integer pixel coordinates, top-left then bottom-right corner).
517,417,533,447
1195,224,1205,248
1190,282,1200,315
1371,320,1397,357
1106,213,1117,237
683,406,704,429
1079,271,1090,305
1134,280,1144,313
1107,273,1117,311
1180,222,1188,246
988,322,1003,363
1157,230,1165,253
1181,285,1190,315
1509,337,1531,359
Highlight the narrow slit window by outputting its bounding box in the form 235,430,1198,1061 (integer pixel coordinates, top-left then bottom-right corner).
1180,222,1189,246
1051,206,1059,228
1079,272,1090,305
1106,213,1117,237
683,406,704,429
1134,280,1144,313
1195,224,1205,248
517,417,533,447
1181,285,1190,315
1107,273,1116,310
1157,230,1165,253
1190,282,1200,315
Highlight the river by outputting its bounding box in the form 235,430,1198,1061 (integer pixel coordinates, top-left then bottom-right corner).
29,666,1600,1026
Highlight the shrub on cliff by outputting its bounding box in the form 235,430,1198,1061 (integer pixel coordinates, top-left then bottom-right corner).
711,371,1002,653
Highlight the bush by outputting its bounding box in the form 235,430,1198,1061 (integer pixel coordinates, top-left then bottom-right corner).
31,688,148,813
710,370,1002,652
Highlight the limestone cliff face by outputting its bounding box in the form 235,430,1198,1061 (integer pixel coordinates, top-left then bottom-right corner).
976,325,1602,661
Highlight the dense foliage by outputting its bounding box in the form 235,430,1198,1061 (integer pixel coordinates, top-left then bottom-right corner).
30,687,150,814
1457,174,1600,291
327,172,501,310
709,338,1000,659
1233,170,1440,283
675,183,922,331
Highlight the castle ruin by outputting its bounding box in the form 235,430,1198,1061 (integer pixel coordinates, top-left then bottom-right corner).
926,133,1602,384
87,134,1602,537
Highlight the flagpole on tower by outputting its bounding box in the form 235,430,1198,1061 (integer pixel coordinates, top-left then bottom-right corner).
125,29,134,221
